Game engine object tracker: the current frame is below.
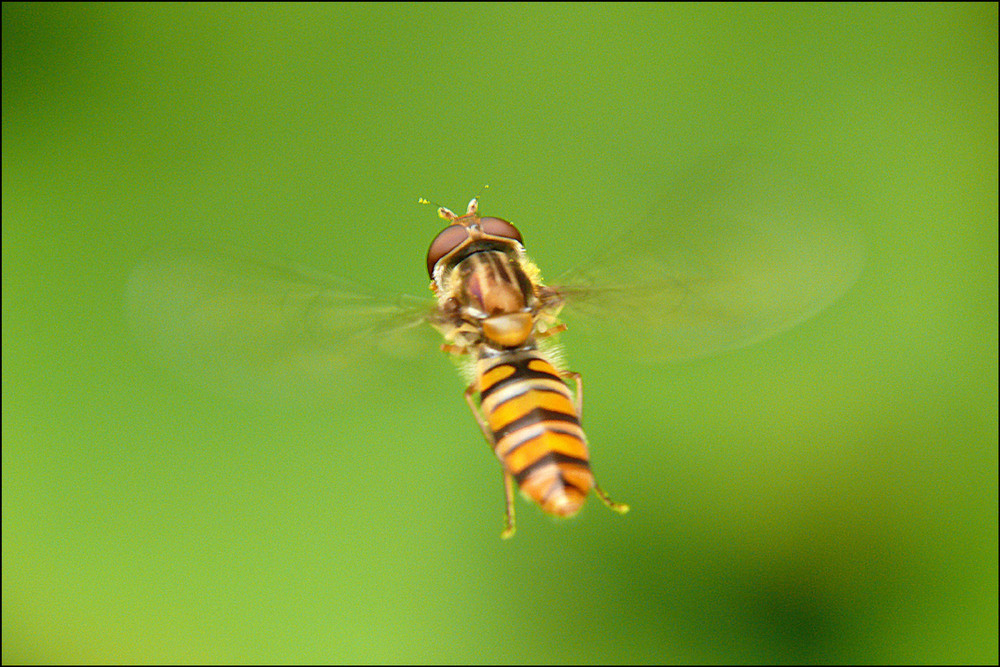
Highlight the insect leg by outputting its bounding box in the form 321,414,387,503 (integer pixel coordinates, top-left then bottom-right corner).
465,383,518,538
501,471,516,540
560,370,584,420
463,383,494,447
593,482,630,515
559,370,630,515
537,322,567,338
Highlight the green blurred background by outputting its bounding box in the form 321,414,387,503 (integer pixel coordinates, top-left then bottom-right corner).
3,3,996,664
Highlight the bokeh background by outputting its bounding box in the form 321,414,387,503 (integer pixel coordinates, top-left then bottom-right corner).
3,3,996,664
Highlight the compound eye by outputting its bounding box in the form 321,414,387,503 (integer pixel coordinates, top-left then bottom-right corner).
480,217,523,243
426,225,470,277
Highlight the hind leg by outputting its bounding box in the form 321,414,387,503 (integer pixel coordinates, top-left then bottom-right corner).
500,470,516,539
593,482,630,514
559,370,630,515
465,384,518,538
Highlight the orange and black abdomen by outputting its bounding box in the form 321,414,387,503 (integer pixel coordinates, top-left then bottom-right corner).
477,351,594,517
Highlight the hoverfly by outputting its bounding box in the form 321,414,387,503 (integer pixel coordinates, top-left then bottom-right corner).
422,197,629,536
126,172,864,538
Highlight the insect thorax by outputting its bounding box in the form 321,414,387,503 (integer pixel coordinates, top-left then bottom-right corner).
432,246,563,354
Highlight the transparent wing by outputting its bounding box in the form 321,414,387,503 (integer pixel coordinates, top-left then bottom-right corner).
551,163,866,362
125,247,441,400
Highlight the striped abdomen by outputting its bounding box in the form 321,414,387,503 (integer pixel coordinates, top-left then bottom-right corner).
477,350,594,517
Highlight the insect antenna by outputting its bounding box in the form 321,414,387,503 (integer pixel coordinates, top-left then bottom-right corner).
417,196,458,222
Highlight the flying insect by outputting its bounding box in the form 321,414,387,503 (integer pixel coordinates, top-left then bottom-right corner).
126,172,864,538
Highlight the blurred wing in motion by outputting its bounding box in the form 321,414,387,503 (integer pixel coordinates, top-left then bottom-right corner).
125,247,441,400
553,164,867,362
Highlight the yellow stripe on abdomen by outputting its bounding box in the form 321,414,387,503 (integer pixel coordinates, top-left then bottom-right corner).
478,363,516,394
526,358,560,376
503,429,591,475
487,389,576,432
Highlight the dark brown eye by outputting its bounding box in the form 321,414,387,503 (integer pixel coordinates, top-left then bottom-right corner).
426,225,470,277
480,217,523,243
